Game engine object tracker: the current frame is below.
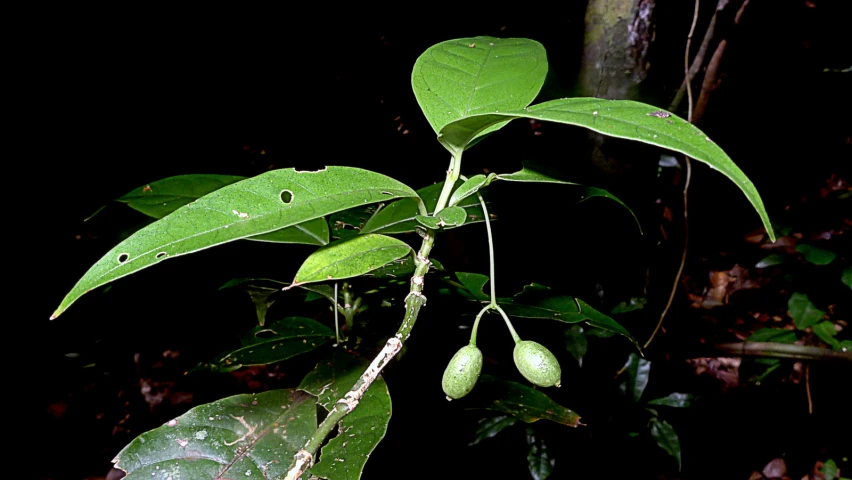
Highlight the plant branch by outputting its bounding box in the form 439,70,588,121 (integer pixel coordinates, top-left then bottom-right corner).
284,155,462,480
706,343,852,363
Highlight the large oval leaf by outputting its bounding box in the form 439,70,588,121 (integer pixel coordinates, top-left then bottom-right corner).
291,234,413,286
412,36,547,140
113,389,316,479
299,350,391,480
52,167,420,318
438,99,775,240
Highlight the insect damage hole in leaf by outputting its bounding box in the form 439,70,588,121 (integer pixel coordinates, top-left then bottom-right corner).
155,252,167,259
280,189,294,204
117,253,129,264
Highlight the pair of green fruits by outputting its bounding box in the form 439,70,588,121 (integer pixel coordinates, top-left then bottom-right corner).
442,340,562,399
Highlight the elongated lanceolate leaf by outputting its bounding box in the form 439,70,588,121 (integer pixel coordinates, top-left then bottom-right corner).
291,234,413,286
619,353,651,403
462,375,581,427
119,174,330,245
201,317,333,372
412,37,547,139
449,173,496,206
439,99,775,240
649,418,682,471
52,167,420,318
495,167,640,231
526,426,555,480
113,389,316,479
469,415,517,446
299,350,391,480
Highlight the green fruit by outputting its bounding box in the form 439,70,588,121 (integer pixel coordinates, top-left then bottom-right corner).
442,345,483,399
513,340,561,387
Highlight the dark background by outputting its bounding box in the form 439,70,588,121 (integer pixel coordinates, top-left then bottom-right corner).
29,3,850,479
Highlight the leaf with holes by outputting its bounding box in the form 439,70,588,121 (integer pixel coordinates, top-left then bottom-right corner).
362,181,486,235
291,234,413,286
113,389,316,479
461,375,581,426
202,317,333,372
411,36,547,148
495,167,640,231
119,174,330,246
52,167,421,318
438,99,774,240
788,292,825,330
299,350,391,480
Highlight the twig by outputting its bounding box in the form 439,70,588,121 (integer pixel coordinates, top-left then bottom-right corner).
805,364,813,414
644,0,699,350
706,343,852,362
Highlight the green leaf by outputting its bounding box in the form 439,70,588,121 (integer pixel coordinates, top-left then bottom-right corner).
203,317,333,372
619,353,650,403
649,417,682,471
469,415,518,446
117,174,246,219
755,254,787,268
439,99,775,241
796,244,837,265
647,393,694,408
610,297,647,314
788,292,826,330
244,285,277,327
526,426,555,480
291,234,413,286
812,321,841,349
415,205,467,229
249,217,330,246
495,167,640,232
842,266,852,289
564,325,588,364
362,181,485,235
823,458,839,480
119,174,330,246
449,173,496,206
411,37,547,140
299,350,391,480
746,328,799,344
113,389,316,479
461,375,581,427
53,167,420,318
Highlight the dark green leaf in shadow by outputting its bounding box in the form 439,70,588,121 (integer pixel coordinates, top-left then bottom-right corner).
610,297,647,314
469,415,518,446
204,317,333,372
796,244,837,265
646,393,694,408
812,321,841,349
564,325,587,365
842,267,852,289
756,254,787,268
649,418,682,471
117,174,246,219
113,389,316,479
822,458,839,480
496,167,640,232
299,350,391,480
618,353,650,403
460,375,581,427
526,426,555,480
53,167,421,318
291,234,413,286
788,293,826,330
